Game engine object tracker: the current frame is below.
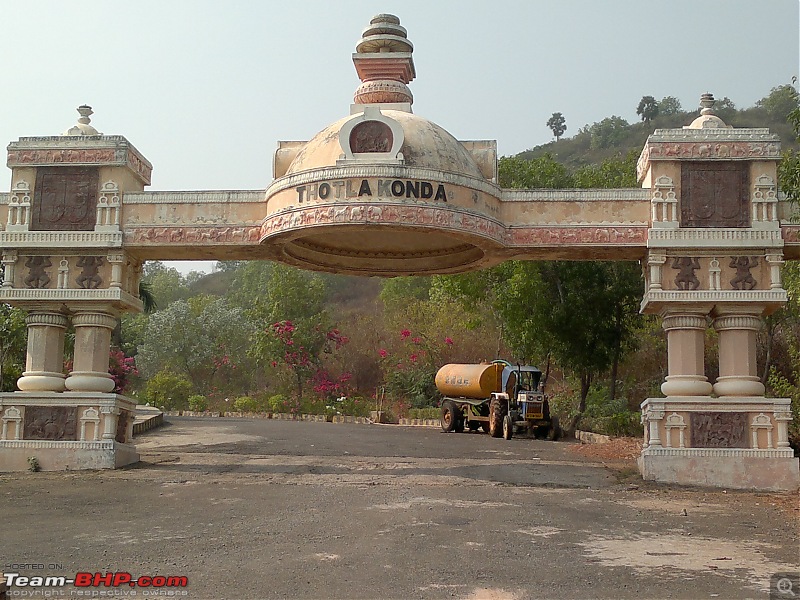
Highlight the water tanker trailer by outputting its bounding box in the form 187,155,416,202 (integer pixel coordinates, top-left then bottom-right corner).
435,361,559,440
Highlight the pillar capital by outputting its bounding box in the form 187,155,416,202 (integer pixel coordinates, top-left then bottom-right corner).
25,311,69,329
71,311,117,330
712,314,763,332
661,313,708,332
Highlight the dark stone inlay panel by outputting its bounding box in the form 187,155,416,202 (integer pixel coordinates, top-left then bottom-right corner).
350,121,393,153
690,412,748,448
115,411,130,444
31,167,99,231
23,406,78,441
681,162,749,228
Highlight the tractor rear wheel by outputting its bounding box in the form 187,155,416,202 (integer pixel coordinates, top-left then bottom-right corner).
441,400,461,433
489,397,507,438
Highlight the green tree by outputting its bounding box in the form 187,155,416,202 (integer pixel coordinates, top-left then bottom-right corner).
779,99,800,208
658,96,683,116
230,262,339,399
714,97,737,122
546,112,567,140
498,154,574,188
636,96,659,123
756,84,800,119
136,296,254,393
0,304,26,392
141,261,192,308
572,151,639,188
588,116,630,149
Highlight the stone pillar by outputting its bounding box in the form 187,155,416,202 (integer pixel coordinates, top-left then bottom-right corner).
65,311,117,393
712,311,765,397
660,312,713,397
17,312,69,392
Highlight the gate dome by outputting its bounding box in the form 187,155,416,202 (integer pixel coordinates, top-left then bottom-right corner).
285,110,486,179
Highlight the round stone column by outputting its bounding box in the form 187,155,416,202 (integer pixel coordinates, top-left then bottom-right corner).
65,311,117,393
660,312,713,397
17,311,69,392
712,312,765,397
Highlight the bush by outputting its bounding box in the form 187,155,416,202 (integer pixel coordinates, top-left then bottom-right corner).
144,370,193,410
188,395,208,412
408,407,440,420
233,396,261,412
267,394,292,413
579,412,642,437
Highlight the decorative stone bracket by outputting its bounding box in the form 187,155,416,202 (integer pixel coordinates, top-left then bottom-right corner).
95,181,121,232
751,175,779,229
6,181,31,231
650,175,678,228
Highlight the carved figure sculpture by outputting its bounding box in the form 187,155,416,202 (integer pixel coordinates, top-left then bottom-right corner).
729,256,758,290
671,257,700,290
76,256,104,289
24,256,52,288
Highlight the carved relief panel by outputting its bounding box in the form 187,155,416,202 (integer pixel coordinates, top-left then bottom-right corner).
659,255,769,291
30,167,99,231
680,162,749,228
13,255,111,290
23,406,78,441
690,412,748,448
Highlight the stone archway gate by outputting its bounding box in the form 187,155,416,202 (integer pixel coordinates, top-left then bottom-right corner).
1,14,798,490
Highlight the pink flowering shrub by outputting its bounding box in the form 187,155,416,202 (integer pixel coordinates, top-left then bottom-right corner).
109,349,138,394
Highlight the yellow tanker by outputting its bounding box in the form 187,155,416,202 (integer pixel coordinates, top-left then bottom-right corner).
435,360,557,441
434,363,504,399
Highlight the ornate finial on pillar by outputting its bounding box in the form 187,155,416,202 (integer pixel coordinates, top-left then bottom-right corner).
62,105,101,136
352,14,415,106
685,92,730,129
699,93,716,115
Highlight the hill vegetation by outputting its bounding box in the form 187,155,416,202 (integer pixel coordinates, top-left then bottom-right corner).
532,86,800,170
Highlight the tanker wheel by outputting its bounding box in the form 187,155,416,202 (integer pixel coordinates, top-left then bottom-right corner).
489,397,506,438
440,400,460,433
454,416,465,433
502,414,514,440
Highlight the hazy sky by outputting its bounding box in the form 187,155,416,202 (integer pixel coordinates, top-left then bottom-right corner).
2,0,798,273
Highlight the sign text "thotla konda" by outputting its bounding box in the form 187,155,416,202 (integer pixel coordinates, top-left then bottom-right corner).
296,179,448,203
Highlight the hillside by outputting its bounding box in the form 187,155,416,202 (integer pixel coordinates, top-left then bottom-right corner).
517,89,800,167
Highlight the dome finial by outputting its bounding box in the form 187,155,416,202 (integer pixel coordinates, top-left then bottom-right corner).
62,105,101,136
352,14,416,106
684,91,730,130
699,92,716,115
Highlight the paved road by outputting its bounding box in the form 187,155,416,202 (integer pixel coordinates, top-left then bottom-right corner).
2,417,797,600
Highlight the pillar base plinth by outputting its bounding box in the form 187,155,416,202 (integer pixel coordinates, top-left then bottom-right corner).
639,449,799,491
660,375,713,397
713,376,766,397
17,372,66,392
0,392,139,471
640,396,798,491
65,372,116,393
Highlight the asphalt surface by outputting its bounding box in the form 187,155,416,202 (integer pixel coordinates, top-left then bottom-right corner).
2,416,798,600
